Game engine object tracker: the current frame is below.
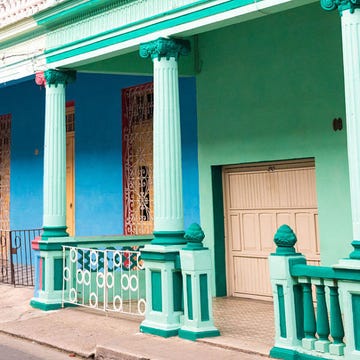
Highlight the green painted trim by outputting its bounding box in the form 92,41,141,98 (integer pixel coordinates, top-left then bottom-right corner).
178,328,220,341
290,261,360,281
293,284,305,340
211,166,227,297
42,226,68,240
30,299,78,311
141,251,179,262
140,325,178,338
270,347,332,360
41,256,45,291
45,0,254,64
54,258,63,291
186,274,193,320
277,284,287,338
151,270,162,312
352,294,360,350
173,271,183,312
152,231,186,245
200,274,209,321
30,299,62,311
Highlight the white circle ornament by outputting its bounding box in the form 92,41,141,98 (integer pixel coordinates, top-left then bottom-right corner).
69,288,77,303
83,270,91,286
138,298,146,315
89,292,98,308
90,250,98,266
70,248,77,263
121,274,130,291
63,267,71,281
113,251,122,267
107,273,114,288
76,269,84,284
96,272,105,288
130,274,138,292
113,295,123,311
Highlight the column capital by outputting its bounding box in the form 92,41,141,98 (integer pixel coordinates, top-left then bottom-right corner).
321,0,360,14
44,69,76,87
139,37,190,61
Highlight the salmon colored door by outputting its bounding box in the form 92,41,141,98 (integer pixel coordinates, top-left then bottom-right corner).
223,159,320,300
66,103,75,236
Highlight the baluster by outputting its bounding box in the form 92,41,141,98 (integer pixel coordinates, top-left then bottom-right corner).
302,280,317,350
314,280,330,353
328,283,345,356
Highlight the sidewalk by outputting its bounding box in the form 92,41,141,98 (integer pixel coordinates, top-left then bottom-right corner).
0,285,273,359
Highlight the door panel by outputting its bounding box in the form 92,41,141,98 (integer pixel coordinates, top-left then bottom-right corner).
224,160,319,300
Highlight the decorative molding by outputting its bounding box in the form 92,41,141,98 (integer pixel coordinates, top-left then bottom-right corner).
44,69,76,86
139,37,190,61
0,0,66,29
320,0,360,14
45,0,200,51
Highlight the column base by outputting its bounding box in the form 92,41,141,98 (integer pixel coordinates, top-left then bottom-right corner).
140,321,180,338
302,337,316,350
30,297,63,311
178,327,220,341
151,231,186,245
42,226,68,240
314,339,330,353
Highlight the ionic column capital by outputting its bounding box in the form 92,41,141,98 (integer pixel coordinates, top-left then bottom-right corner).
321,0,360,14
139,37,190,61
44,69,76,87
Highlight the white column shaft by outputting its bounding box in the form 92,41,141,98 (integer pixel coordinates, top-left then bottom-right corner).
153,57,184,232
43,84,66,227
341,9,360,239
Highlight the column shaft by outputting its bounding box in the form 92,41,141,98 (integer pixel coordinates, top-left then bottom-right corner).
43,84,66,229
153,57,183,232
341,10,360,240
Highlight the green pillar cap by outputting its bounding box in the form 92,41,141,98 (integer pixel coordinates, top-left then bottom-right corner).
350,240,360,259
183,223,206,250
273,224,298,255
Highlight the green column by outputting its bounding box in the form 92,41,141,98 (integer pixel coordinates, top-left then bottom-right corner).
302,282,316,350
139,38,190,337
328,284,345,355
42,69,76,239
31,70,75,311
140,37,190,245
321,2,360,358
314,282,330,352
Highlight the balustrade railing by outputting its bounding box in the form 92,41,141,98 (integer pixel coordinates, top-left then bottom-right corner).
62,245,146,316
0,228,41,286
269,224,360,360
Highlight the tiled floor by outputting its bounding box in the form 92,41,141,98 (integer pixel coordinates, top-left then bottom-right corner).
200,296,275,357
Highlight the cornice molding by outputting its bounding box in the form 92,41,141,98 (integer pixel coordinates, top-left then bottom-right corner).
139,37,190,61
321,0,360,14
44,69,76,86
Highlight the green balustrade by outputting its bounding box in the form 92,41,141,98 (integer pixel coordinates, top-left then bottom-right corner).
329,286,345,347
302,282,316,340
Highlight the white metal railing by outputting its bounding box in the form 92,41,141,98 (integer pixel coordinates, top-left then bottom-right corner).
0,0,67,28
62,246,146,316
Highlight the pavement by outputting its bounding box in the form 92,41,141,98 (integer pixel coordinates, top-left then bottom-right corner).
0,285,275,359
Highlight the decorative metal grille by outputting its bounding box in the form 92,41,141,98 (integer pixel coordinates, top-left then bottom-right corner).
62,246,146,316
122,83,154,235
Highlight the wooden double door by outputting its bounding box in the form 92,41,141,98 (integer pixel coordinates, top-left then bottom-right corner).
223,159,320,300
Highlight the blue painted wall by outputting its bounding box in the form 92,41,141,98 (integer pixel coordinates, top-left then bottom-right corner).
0,73,199,235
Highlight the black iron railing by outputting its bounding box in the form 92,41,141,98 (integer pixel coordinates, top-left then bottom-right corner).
0,229,42,286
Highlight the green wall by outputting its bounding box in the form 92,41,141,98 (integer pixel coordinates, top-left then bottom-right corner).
196,2,352,292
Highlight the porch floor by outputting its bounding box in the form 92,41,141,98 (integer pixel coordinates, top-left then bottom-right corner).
204,296,274,357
